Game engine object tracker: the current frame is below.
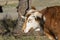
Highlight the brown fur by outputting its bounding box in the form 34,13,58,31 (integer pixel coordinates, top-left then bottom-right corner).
22,6,60,40
40,6,60,40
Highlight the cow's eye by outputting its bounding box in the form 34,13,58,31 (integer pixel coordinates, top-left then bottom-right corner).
32,16,35,18
28,19,32,22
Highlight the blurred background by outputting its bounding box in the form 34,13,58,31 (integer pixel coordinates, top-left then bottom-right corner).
0,0,60,40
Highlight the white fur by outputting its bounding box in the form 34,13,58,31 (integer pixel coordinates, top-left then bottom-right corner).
34,12,42,18
21,16,27,19
24,14,40,33
24,10,46,33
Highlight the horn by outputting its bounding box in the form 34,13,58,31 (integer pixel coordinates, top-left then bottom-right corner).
21,16,27,19
18,11,27,19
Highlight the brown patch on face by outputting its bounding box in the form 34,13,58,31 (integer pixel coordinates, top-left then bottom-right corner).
22,19,34,32
22,22,26,31
22,19,28,32
26,14,31,18
35,17,41,22
22,13,31,31
22,14,32,31
26,10,36,16
28,19,32,23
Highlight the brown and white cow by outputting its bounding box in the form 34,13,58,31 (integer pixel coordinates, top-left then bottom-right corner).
22,6,60,40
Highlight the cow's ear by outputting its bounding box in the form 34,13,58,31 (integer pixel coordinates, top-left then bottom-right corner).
31,6,36,10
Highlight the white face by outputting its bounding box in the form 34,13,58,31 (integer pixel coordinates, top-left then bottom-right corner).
24,14,40,33
22,9,46,33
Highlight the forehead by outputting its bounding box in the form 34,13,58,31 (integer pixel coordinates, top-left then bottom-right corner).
27,9,37,15
25,9,43,22
26,10,42,18
27,9,40,16
28,15,35,20
27,9,42,15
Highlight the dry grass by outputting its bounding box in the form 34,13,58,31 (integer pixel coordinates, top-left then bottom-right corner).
0,35,50,40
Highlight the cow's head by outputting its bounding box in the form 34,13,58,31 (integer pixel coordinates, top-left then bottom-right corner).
22,7,46,33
